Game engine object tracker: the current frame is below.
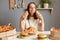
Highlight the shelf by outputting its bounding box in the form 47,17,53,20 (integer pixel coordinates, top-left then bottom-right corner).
37,8,53,10
37,8,53,14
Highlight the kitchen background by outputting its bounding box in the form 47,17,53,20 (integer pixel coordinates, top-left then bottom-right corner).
0,0,60,31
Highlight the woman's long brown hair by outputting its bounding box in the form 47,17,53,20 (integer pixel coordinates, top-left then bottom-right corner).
26,2,38,19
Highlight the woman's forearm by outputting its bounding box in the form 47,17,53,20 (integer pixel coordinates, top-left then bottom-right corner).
41,20,44,31
20,11,28,32
20,19,26,32
36,11,44,31
38,19,44,31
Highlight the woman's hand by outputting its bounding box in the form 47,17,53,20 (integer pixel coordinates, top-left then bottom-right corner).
22,11,28,20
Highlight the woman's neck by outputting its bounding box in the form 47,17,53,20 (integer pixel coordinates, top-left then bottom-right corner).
30,15,33,17
30,13,34,17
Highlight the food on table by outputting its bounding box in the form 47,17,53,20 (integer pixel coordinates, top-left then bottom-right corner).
25,26,37,35
0,24,14,33
20,26,37,38
50,27,60,40
37,34,48,40
20,32,28,38
0,26,3,33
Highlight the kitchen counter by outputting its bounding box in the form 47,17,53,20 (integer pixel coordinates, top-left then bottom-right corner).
9,31,50,40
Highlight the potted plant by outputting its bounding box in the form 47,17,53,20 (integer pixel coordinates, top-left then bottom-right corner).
37,3,41,8
42,0,51,8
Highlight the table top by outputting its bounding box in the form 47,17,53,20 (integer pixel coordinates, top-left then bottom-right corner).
9,31,51,40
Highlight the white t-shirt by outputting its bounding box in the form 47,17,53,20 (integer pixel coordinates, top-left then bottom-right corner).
22,17,41,31
25,19,38,29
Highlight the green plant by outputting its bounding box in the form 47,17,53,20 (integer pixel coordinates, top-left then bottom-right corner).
42,0,52,5
37,3,41,8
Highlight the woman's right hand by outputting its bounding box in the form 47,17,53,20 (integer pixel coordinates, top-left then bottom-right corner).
22,11,28,20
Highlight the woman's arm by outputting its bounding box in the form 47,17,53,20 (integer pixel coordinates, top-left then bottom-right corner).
36,11,44,31
20,11,28,32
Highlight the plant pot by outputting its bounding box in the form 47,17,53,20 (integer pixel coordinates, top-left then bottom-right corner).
43,3,49,8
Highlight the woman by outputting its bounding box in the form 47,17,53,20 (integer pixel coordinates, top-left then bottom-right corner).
20,2,44,32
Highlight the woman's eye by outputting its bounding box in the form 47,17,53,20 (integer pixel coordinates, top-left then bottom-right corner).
30,7,35,9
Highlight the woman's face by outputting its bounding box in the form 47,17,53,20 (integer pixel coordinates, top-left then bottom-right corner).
29,3,36,16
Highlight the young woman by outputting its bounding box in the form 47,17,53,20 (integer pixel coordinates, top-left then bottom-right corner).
20,2,44,32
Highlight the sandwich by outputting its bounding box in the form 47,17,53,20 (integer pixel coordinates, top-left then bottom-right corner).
27,26,37,35
37,34,48,40
20,32,28,38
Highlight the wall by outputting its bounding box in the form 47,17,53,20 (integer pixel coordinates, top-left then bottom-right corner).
0,0,60,31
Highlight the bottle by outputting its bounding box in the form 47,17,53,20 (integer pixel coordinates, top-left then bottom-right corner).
21,0,25,8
